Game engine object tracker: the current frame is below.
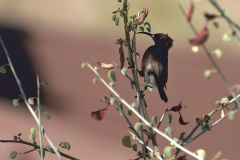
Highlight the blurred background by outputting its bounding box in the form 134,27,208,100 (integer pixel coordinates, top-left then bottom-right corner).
0,0,239,159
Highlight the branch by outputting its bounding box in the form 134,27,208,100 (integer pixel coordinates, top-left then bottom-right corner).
36,66,44,160
0,140,79,160
179,4,240,108
208,0,240,44
0,35,63,160
85,62,203,160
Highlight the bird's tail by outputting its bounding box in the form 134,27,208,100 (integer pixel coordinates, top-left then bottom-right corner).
154,75,168,103
158,86,168,103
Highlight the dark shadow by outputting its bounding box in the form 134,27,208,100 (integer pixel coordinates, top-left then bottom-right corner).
0,27,37,100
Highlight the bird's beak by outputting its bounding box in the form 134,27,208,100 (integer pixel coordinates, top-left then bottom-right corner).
137,32,154,39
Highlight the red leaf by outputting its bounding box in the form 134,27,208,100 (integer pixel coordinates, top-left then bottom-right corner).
189,27,209,46
169,102,183,112
186,0,194,22
204,13,218,21
120,53,125,69
177,154,187,160
179,112,189,125
91,106,108,121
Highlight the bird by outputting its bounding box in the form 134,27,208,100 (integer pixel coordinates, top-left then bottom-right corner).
137,32,173,103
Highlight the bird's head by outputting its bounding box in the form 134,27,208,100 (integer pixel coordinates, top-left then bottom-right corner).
138,32,173,51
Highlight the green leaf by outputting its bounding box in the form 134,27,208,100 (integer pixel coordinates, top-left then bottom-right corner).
93,77,98,84
196,118,201,124
116,103,123,115
0,66,6,74
213,21,219,28
204,115,211,121
144,22,151,32
59,142,71,150
127,108,132,116
165,127,173,137
179,132,185,140
222,33,232,43
121,67,128,75
13,136,17,141
127,21,132,27
138,26,144,32
204,123,211,131
123,40,128,46
146,83,153,91
45,145,54,153
81,63,86,69
204,70,211,79
112,15,116,21
45,112,51,120
196,149,206,158
163,146,172,157
213,49,223,58
110,97,115,105
221,97,229,105
132,144,137,151
122,135,132,148
167,114,172,124
109,81,115,87
151,116,158,124
30,127,36,134
29,133,36,142
41,81,48,87
12,99,19,107
10,151,17,159
134,122,142,131
94,66,99,71
39,105,44,111
228,110,235,120
131,102,138,109
28,97,35,105
215,100,220,106
114,17,119,26
108,70,116,82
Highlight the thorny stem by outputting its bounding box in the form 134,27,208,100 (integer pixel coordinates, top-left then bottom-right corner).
0,140,79,160
0,35,63,160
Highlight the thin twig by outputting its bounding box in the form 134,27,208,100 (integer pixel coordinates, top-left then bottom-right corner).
179,4,240,108
0,35,63,160
0,140,79,160
157,109,168,130
37,66,44,160
86,62,203,160
111,95,163,160
208,0,240,44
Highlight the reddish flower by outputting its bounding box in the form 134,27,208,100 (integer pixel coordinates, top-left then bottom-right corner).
135,8,148,25
189,27,209,46
115,38,124,46
97,62,115,69
126,0,130,11
186,0,194,22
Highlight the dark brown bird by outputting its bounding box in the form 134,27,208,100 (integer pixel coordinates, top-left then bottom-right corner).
138,32,173,103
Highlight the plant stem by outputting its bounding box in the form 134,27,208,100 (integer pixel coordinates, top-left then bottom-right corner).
0,140,79,160
86,62,203,160
179,4,240,108
0,35,62,160
37,66,44,160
